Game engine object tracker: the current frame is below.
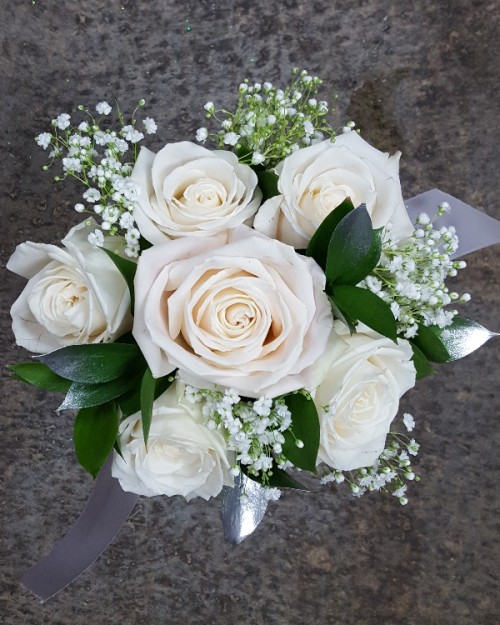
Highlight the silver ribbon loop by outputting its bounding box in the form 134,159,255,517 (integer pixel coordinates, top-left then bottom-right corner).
405,189,500,259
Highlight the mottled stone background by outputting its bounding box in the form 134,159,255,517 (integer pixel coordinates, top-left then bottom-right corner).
1,1,499,624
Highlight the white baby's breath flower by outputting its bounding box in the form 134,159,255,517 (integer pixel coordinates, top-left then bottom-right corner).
223,131,240,146
55,113,71,130
121,125,144,143
36,132,52,149
403,413,415,432
251,151,266,165
88,229,105,248
196,127,208,142
143,117,157,134
96,101,112,115
83,188,102,203
74,203,85,213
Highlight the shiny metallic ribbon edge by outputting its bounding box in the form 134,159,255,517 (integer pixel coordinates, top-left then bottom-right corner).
20,189,500,600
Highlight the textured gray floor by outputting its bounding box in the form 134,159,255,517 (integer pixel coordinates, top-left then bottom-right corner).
1,1,499,624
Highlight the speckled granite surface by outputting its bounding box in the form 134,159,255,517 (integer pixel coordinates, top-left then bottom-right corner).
1,1,499,623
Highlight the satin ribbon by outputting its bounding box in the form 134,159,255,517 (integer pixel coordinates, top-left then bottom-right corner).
21,189,500,600
21,456,138,601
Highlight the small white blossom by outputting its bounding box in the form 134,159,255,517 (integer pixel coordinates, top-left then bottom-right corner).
96,101,112,115
55,113,71,130
223,132,240,146
407,439,420,456
251,151,266,165
62,157,82,173
121,125,144,143
36,132,52,149
88,229,104,248
143,117,157,134
403,413,415,432
264,487,281,501
393,484,407,498
83,188,102,203
196,127,208,143
74,203,85,213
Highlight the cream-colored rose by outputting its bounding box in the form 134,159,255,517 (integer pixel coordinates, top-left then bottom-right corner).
132,141,262,243
112,381,233,500
315,322,416,471
132,225,334,398
7,221,132,353
254,133,414,247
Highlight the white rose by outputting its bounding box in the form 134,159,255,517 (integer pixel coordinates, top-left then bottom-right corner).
111,381,233,500
254,133,414,248
132,225,334,398
7,221,132,353
315,322,416,471
132,141,262,244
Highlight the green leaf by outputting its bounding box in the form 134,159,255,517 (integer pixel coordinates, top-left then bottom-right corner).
74,402,118,478
257,170,279,201
326,203,373,284
412,324,449,363
266,466,307,490
58,375,138,410
282,392,320,472
102,248,137,308
331,285,398,341
139,236,152,252
413,317,497,363
235,143,252,161
410,342,436,380
306,198,354,270
335,228,383,286
140,367,156,446
8,362,71,393
37,342,144,384
118,371,174,418
328,297,357,334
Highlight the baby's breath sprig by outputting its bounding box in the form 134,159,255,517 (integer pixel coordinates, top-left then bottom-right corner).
196,68,336,169
360,203,469,338
321,413,420,505
184,384,299,492
35,100,157,258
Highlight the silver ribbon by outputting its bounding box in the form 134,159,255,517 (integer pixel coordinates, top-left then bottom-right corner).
21,189,500,599
21,455,138,601
405,189,500,259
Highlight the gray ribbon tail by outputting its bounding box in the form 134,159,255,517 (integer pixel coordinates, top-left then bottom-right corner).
221,473,268,545
405,189,500,259
21,455,138,602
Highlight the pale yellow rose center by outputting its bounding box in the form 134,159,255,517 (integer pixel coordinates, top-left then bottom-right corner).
177,178,227,211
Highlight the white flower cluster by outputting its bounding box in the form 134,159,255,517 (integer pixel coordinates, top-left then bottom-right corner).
183,385,296,485
360,204,469,338
321,413,420,505
196,68,336,168
35,101,157,258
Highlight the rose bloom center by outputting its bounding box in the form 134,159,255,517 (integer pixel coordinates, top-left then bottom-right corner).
179,268,281,358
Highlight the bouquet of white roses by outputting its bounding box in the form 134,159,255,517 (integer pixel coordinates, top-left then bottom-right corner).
8,69,498,524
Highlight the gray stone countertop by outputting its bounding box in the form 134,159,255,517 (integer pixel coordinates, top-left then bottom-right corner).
0,1,498,624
